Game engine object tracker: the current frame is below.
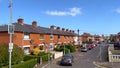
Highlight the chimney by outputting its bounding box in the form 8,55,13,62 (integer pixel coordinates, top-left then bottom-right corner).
66,29,69,32
50,25,55,30
72,30,74,33
32,21,37,27
18,18,24,25
56,27,60,31
62,28,65,31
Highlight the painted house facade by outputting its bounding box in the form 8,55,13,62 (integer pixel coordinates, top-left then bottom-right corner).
110,32,120,42
0,18,77,54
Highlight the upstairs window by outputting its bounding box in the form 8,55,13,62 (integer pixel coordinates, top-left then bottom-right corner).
58,35,60,39
64,36,67,40
40,34,44,40
50,34,54,40
24,32,30,40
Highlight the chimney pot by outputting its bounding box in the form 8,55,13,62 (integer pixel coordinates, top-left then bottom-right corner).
62,28,65,31
56,27,60,30
32,21,37,27
50,25,55,30
66,29,69,32
72,30,74,33
18,18,24,25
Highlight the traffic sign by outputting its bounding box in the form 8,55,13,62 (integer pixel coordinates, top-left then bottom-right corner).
8,24,14,34
9,43,13,50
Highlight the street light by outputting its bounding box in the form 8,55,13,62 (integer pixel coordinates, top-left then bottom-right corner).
64,43,66,55
77,29,80,45
8,0,14,68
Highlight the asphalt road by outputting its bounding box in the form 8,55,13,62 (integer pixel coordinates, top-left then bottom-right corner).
43,44,108,68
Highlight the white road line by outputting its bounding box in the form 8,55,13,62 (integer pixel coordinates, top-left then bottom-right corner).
42,63,49,68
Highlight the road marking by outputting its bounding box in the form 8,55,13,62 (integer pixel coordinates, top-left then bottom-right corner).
42,63,49,68
93,61,107,68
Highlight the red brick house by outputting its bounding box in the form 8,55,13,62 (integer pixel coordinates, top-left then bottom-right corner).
0,18,77,54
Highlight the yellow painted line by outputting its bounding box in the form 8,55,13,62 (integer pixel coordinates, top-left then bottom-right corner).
93,61,107,68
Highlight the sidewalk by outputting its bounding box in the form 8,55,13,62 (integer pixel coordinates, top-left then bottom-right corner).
34,58,61,68
94,44,120,68
95,61,120,68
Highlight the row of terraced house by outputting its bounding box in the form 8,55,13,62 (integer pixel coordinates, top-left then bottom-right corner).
0,18,105,54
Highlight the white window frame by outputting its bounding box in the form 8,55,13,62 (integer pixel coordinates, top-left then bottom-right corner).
40,34,44,40
50,34,54,40
24,32,30,40
23,45,30,55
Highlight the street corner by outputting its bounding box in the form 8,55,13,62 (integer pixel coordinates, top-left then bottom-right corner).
93,61,112,68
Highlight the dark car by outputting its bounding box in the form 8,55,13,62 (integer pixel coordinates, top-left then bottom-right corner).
60,54,74,66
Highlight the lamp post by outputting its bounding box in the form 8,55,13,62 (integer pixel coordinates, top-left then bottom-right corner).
64,43,66,55
50,30,53,51
77,29,80,45
8,0,14,68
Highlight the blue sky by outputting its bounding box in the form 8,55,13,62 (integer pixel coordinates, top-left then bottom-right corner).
0,0,120,35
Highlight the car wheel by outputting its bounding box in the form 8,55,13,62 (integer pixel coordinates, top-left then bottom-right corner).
70,64,72,66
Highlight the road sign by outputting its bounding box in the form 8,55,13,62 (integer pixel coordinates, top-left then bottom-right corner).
8,24,14,34
9,43,13,50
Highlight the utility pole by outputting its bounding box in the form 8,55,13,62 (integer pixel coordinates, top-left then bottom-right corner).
8,0,14,68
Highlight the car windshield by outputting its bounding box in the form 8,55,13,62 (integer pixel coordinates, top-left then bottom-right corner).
62,56,71,59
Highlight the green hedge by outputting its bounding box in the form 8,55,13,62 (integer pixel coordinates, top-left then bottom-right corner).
2,59,37,68
66,44,76,52
59,47,69,54
0,44,24,67
54,43,76,53
37,53,51,63
23,55,37,61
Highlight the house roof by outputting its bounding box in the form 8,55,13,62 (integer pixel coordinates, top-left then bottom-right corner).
81,32,92,37
0,23,77,36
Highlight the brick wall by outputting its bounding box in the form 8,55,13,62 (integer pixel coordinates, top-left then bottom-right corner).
0,32,10,44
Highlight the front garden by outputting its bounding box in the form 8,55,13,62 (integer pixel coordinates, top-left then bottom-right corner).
0,43,76,68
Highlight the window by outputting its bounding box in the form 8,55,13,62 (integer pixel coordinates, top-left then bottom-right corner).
24,32,30,40
64,36,67,40
50,34,54,40
40,46,43,50
58,35,60,39
24,47,30,54
40,34,44,39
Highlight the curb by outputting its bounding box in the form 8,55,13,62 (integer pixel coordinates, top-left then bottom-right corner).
41,57,61,68
93,61,108,68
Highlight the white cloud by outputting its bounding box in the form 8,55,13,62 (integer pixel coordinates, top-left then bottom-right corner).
44,7,82,16
115,8,120,14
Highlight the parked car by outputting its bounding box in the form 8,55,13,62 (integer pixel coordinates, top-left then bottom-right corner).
81,47,88,52
87,44,94,50
60,54,74,66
